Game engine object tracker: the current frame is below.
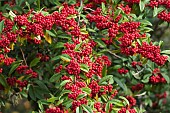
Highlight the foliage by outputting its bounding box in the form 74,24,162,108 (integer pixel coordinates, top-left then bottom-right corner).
0,0,170,113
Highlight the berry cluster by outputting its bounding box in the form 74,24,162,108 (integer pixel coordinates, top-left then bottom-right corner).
131,61,142,68
155,92,167,99
137,42,168,66
158,11,170,22
118,68,129,74
126,96,136,106
16,65,38,78
46,107,64,113
86,8,119,44
118,107,136,113
131,83,144,91
55,65,63,73
148,0,170,8
36,53,50,62
149,68,167,84
124,0,140,3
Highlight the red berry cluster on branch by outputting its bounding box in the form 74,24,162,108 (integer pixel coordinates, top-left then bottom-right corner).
118,107,136,113
124,0,140,3
149,68,167,84
131,83,144,91
118,68,129,74
158,10,170,22
46,107,64,113
126,96,136,106
137,42,168,66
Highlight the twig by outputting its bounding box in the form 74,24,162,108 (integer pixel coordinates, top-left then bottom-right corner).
84,8,95,12
20,48,28,66
107,50,122,59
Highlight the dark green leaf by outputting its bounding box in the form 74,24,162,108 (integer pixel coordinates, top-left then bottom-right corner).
113,77,126,91
102,65,107,77
9,62,21,75
28,85,36,101
0,74,8,87
94,39,106,48
50,73,62,82
54,42,64,49
30,58,40,67
34,80,49,93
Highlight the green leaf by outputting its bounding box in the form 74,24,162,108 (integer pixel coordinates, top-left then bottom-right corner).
139,20,152,26
9,62,21,75
30,58,40,67
80,64,89,73
161,74,170,84
57,33,72,39
105,102,110,113
135,91,146,97
161,50,170,54
34,80,49,93
34,87,44,99
153,7,158,17
50,73,62,82
0,74,8,87
0,20,4,34
94,39,106,48
101,2,106,13
47,97,58,103
28,85,36,101
77,93,87,100
113,77,126,91
60,54,71,62
119,96,129,106
112,65,122,70
102,65,107,77
54,42,64,48
108,99,124,106
60,80,70,87
46,30,56,37
139,1,145,12
99,75,113,85
38,101,44,111
143,27,153,32
82,87,91,95
82,105,93,113
76,106,83,113
51,55,60,61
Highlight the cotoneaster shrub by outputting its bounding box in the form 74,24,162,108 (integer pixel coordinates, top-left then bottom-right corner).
0,0,170,113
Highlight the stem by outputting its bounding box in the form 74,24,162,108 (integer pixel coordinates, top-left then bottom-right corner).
20,48,28,66
107,50,122,59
